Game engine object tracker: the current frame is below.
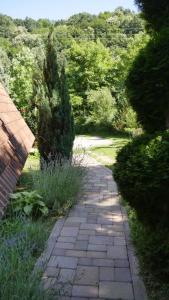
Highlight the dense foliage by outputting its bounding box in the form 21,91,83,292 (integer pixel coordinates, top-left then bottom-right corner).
127,1,169,134
127,30,169,133
114,131,169,228
131,216,169,285
0,8,147,133
67,40,115,126
10,191,48,218
135,0,169,31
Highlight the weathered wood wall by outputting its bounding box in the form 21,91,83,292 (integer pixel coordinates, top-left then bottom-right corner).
0,83,35,217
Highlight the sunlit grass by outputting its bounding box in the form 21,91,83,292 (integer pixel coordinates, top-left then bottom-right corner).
88,136,130,167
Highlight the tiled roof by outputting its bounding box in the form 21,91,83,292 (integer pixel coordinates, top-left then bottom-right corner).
0,83,35,217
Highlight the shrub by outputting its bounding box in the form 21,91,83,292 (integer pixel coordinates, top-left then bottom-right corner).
129,210,169,285
124,107,138,130
31,158,84,212
135,0,169,31
114,131,169,228
10,191,48,218
126,30,169,133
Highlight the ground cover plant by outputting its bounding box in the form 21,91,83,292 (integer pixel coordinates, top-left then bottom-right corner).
10,191,49,218
0,216,50,300
0,151,84,299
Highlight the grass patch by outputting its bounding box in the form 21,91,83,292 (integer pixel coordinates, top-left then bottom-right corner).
88,136,130,167
75,124,131,138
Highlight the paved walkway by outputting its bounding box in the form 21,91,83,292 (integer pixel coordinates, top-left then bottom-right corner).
36,156,147,300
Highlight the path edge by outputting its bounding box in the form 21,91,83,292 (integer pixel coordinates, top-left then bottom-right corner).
34,218,66,273
121,206,148,300
101,157,148,300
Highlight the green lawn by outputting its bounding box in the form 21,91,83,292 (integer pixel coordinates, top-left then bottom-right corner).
88,135,130,167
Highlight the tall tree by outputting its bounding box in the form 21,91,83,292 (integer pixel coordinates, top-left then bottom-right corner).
37,29,74,163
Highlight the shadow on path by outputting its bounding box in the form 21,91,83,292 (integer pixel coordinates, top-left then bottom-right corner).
35,156,147,300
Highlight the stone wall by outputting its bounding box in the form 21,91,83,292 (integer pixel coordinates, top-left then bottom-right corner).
0,83,35,217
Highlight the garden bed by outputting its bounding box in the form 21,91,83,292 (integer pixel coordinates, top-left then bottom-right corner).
0,152,84,299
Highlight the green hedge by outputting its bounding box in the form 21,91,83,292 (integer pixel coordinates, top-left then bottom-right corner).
130,212,169,284
126,30,169,133
135,0,169,31
114,131,169,228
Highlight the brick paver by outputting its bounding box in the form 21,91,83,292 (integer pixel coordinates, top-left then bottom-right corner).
37,156,147,299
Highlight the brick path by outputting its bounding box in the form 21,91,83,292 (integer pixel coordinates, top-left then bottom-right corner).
37,156,147,300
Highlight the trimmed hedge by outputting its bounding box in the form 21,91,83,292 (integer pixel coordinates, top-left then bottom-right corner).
131,214,169,283
114,131,169,228
135,0,169,31
126,30,169,133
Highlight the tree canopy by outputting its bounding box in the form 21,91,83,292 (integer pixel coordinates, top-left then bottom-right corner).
0,8,147,133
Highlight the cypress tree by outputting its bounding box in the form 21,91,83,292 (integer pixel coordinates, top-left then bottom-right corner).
37,28,75,163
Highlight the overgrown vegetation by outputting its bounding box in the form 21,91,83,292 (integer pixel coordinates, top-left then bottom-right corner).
0,153,84,299
32,158,84,213
0,217,50,300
